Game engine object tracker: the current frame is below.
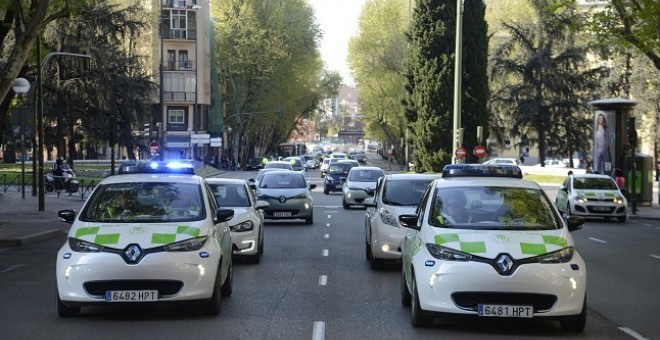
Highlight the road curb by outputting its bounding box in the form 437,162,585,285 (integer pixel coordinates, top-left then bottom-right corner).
0,229,64,247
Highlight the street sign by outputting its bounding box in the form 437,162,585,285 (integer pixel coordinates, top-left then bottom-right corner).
210,137,222,147
455,147,467,159
148,142,160,154
473,145,487,158
191,133,210,145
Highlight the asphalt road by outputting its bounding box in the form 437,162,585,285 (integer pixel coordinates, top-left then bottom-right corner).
0,166,657,340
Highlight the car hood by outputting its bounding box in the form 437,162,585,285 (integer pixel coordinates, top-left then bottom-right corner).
421,229,572,260
69,220,214,248
346,181,377,190
225,207,250,225
572,189,621,199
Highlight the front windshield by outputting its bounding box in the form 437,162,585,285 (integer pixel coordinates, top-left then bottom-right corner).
573,177,617,190
265,163,291,169
382,179,433,206
349,169,384,182
81,182,205,222
328,163,352,174
429,186,559,230
259,173,306,188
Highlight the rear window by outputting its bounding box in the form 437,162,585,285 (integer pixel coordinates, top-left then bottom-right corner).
209,183,250,207
573,177,617,190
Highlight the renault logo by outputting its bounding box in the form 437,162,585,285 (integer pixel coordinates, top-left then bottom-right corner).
495,254,514,274
124,244,143,264
279,195,287,204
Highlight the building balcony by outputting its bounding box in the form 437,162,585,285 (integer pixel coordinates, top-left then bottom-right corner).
162,0,199,9
163,91,196,103
162,60,197,71
162,28,197,41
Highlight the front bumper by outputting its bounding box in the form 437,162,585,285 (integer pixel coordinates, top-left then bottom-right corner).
343,188,372,205
370,221,407,260
56,245,221,305
261,198,313,220
570,200,627,218
411,253,587,317
231,228,259,256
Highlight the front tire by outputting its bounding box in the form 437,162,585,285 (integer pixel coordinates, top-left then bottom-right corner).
411,274,433,327
617,214,627,222
342,198,350,209
305,214,314,225
560,296,587,332
401,269,411,306
57,294,80,317
220,262,233,297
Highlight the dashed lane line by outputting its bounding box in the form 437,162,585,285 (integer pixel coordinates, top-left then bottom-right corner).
588,237,607,244
1,264,25,273
322,249,329,257
318,275,327,286
650,254,660,260
312,321,325,340
324,234,329,239
618,327,649,340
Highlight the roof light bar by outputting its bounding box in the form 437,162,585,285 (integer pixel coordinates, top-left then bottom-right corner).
442,164,522,179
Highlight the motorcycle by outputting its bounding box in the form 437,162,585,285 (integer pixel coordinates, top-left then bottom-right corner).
45,162,80,193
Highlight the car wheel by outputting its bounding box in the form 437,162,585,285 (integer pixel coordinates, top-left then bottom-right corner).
617,214,627,222
324,187,329,195
560,296,587,332
401,268,412,306
258,230,264,255
365,240,372,261
57,294,80,317
411,273,433,327
305,214,314,225
220,261,233,297
204,269,222,315
342,198,350,209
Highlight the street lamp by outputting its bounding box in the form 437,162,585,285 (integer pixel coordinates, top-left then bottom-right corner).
192,4,201,160
451,0,464,164
11,78,31,199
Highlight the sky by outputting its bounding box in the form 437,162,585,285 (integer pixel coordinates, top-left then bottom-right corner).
307,0,367,86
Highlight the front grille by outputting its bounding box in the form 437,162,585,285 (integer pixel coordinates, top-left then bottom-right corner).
84,280,183,298
266,210,301,216
586,206,615,214
452,292,557,313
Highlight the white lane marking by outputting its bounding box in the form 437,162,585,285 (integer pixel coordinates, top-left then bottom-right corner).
320,206,340,209
319,275,327,286
324,233,329,239
326,223,330,228
312,321,325,340
327,214,331,219
642,223,652,227
618,327,649,340
322,249,329,257
588,237,607,244
1,264,25,273
650,254,660,260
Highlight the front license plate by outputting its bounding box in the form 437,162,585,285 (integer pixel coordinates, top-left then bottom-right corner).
336,184,342,189
273,212,292,217
106,290,158,302
478,304,533,318
592,206,610,211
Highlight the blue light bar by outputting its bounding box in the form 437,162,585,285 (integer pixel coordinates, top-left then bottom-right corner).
118,161,195,175
442,164,522,179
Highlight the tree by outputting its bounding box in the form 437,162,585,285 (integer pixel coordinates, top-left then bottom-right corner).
490,0,607,167
348,0,408,159
403,0,457,172
213,0,323,162
589,0,660,71
460,0,489,163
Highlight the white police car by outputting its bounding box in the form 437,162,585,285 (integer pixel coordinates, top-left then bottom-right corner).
56,161,234,317
555,173,627,222
399,164,587,331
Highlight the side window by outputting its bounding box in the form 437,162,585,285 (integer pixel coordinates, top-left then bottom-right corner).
204,184,218,213
373,177,384,204
417,185,433,226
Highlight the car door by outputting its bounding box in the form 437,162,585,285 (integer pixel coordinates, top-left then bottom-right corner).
402,184,432,282
365,176,384,242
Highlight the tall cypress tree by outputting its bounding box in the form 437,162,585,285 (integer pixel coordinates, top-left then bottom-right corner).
461,0,489,163
404,0,456,172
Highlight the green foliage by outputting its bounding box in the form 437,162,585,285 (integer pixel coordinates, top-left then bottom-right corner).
404,0,457,172
347,0,408,149
213,0,323,159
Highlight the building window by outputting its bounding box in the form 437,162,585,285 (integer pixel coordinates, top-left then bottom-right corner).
168,109,185,124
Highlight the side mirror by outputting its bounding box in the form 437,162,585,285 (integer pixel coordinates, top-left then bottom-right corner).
248,178,255,183
566,215,584,232
399,214,421,230
256,200,270,209
58,209,76,224
559,185,568,192
363,197,376,207
309,184,317,190
215,208,234,223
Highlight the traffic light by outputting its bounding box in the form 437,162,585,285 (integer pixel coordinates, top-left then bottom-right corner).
627,117,638,148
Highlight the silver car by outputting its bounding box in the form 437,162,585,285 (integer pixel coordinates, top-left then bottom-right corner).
342,166,385,209
255,171,316,224
206,178,269,263
363,173,441,269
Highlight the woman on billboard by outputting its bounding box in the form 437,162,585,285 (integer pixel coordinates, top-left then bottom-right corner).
594,112,613,175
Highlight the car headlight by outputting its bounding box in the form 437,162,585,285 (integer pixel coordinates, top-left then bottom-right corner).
425,243,472,261
575,195,588,203
614,195,625,204
378,208,398,227
231,220,254,232
69,237,104,252
534,247,574,263
164,236,208,252
347,186,362,191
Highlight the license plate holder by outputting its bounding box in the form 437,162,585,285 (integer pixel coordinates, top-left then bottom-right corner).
592,206,610,211
106,290,158,302
477,304,533,318
273,212,292,217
